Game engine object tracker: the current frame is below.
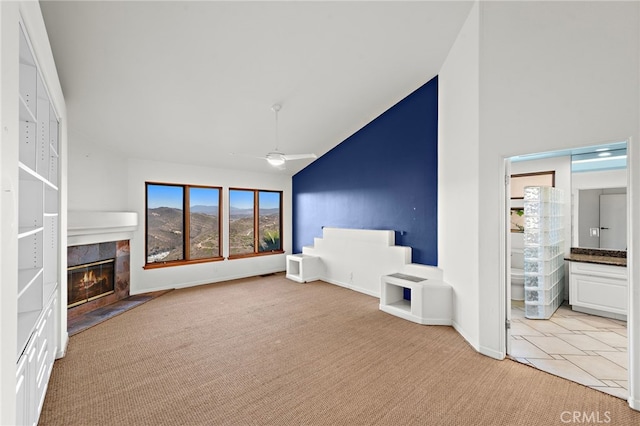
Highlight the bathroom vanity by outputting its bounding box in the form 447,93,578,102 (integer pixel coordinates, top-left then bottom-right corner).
566,248,627,320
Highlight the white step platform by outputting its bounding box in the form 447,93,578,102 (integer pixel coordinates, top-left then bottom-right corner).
287,228,452,326
286,254,323,283
299,227,411,297
380,264,452,325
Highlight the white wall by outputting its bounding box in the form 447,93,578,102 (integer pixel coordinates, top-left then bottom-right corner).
127,158,292,294
629,139,640,410
67,148,292,294
440,1,639,368
438,2,480,349
480,0,638,356
452,0,639,409
67,134,128,211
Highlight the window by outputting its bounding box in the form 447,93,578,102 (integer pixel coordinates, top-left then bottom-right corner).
189,186,221,260
145,183,221,268
229,189,282,258
147,184,184,263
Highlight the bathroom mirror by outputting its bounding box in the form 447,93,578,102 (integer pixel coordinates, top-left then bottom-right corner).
574,187,627,250
571,145,627,250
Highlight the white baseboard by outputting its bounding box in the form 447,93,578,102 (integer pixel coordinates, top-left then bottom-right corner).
452,320,481,352
56,332,69,359
452,321,505,361
131,268,286,295
323,277,380,298
479,345,505,360
629,395,640,412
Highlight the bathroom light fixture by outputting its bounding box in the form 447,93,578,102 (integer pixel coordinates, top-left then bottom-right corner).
571,147,627,164
571,154,627,164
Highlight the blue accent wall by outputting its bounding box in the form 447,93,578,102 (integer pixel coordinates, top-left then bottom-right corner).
292,76,438,265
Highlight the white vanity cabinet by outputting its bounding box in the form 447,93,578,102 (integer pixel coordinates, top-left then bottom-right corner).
569,261,627,320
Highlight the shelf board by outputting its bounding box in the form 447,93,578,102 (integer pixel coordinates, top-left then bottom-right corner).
18,226,44,239
18,162,58,190
18,162,43,182
387,300,411,312
383,275,428,288
44,179,58,191
18,268,43,299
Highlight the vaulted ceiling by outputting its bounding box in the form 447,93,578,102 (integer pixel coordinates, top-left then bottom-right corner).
41,1,473,175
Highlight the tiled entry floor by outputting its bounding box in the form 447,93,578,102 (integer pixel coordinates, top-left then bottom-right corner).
510,301,628,400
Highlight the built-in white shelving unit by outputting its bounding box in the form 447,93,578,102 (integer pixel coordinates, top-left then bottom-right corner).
523,186,565,319
14,21,60,425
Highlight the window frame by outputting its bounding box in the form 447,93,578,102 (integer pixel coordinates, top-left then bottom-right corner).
144,182,223,269
228,187,284,259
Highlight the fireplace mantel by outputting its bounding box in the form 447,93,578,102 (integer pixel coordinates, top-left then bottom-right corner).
68,211,138,246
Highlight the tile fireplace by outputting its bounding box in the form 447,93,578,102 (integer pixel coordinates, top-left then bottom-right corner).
67,240,130,320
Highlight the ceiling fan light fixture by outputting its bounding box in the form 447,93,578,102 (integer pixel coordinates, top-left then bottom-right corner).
266,152,285,166
262,103,315,168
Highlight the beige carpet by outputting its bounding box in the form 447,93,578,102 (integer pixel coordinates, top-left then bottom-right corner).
40,273,640,425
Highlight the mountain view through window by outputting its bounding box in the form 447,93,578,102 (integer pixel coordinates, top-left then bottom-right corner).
146,183,220,265
229,189,281,256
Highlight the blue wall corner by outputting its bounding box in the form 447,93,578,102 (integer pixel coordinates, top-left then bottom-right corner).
292,76,438,265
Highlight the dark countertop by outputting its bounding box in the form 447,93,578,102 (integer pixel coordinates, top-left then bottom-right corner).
565,248,627,267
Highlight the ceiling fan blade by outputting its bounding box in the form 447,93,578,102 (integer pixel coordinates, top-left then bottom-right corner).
229,152,268,161
282,153,317,161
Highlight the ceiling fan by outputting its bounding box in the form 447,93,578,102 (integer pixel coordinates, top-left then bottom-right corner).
263,104,317,168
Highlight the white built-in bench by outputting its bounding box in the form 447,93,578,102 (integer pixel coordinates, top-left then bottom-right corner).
285,228,452,326
380,264,452,325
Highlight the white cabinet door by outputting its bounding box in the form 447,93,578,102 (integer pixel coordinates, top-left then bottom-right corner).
20,335,38,426
16,355,27,426
570,273,627,315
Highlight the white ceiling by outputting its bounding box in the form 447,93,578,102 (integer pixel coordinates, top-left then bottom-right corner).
40,1,473,175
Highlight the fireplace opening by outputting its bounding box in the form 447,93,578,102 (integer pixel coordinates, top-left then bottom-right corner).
67,259,115,308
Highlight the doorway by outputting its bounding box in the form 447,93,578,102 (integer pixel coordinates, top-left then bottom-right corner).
506,141,629,400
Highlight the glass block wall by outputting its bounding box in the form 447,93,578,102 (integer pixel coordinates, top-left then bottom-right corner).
523,186,564,319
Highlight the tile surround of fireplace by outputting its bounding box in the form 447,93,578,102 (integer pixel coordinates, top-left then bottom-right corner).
67,240,130,321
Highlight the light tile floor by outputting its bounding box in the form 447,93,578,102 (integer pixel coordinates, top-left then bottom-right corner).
510,301,628,400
